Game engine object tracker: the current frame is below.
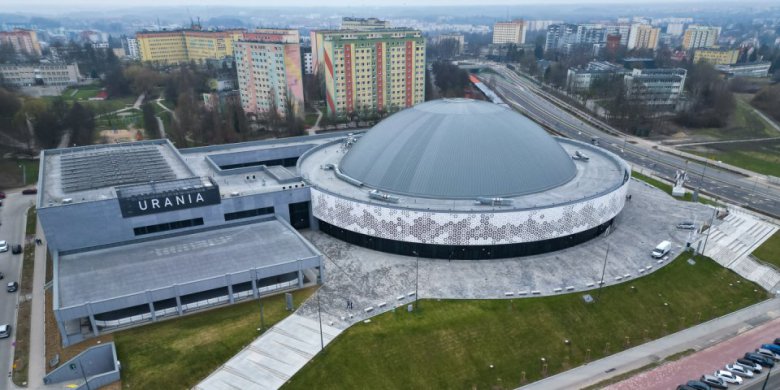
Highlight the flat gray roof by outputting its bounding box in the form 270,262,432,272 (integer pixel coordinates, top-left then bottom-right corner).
57,219,319,309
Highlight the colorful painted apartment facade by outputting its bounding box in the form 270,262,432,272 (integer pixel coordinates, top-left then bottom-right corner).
311,29,425,116
234,29,304,119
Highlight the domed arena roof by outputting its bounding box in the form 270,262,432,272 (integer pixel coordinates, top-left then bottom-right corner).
339,99,577,199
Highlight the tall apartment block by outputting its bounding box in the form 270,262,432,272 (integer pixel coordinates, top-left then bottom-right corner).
136,26,245,63
627,24,660,50
341,17,391,31
682,25,720,50
0,29,42,57
234,29,304,120
311,29,426,116
492,20,527,45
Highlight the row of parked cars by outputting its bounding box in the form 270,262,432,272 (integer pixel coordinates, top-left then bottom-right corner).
678,338,780,389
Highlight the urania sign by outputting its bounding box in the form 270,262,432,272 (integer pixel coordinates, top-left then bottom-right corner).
118,187,221,217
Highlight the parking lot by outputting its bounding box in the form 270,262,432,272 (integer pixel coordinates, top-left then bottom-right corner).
606,317,780,390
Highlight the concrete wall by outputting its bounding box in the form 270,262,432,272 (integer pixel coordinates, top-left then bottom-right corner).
39,187,311,253
44,342,119,387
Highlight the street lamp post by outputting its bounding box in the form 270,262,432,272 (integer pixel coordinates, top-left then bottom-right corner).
596,245,610,303
317,292,324,350
18,164,26,186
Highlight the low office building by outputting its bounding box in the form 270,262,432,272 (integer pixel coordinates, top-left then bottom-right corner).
715,62,772,78
340,17,390,31
39,138,332,345
566,61,627,93
0,62,80,87
624,68,687,111
694,48,739,65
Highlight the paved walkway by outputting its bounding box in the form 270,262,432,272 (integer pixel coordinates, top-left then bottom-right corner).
605,316,780,390
25,222,48,390
195,314,342,390
519,297,780,390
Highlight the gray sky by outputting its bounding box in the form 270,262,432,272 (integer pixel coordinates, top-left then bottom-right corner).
3,0,757,9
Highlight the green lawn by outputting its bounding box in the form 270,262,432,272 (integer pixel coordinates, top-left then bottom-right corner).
83,96,137,114
284,255,767,390
753,232,780,269
114,287,316,389
694,100,777,141
95,111,142,131
683,140,780,178
632,171,716,205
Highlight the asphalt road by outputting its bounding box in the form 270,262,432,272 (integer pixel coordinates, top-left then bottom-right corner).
0,191,33,386
483,64,780,219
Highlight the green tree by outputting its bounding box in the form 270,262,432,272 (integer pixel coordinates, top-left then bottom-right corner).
142,102,161,139
66,102,95,146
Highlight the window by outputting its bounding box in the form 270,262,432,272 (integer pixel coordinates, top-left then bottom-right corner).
133,218,204,236
224,206,274,221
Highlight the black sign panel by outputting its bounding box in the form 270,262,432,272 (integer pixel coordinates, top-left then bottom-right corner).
118,187,221,218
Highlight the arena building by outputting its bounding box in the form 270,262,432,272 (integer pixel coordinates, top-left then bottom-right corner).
38,98,629,345
299,99,631,259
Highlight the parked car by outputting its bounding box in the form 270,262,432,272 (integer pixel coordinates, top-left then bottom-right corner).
726,363,754,378
21,188,37,195
736,358,762,372
6,281,18,292
715,370,743,385
0,324,10,338
0,240,8,252
0,272,4,280
745,352,775,367
11,244,22,255
677,385,699,390
677,221,696,230
775,338,780,346
700,375,728,389
756,347,780,361
686,380,712,390
761,343,780,355
0,192,5,199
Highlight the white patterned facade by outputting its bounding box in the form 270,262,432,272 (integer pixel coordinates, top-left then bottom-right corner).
311,179,629,246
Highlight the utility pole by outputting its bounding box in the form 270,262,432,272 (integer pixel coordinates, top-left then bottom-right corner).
18,164,26,185
761,364,772,390
596,245,609,303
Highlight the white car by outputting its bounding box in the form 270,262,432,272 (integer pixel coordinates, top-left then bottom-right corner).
0,240,7,252
715,369,743,385
726,363,754,378
736,358,762,372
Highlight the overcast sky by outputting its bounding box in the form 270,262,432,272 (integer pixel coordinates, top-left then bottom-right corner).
2,0,760,10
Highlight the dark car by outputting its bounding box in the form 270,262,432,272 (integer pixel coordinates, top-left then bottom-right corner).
6,282,18,293
745,352,775,367
686,380,711,390
0,272,4,280
11,244,22,255
775,338,780,346
762,343,780,355
0,192,5,199
678,385,700,390
21,188,37,195
700,375,727,390
676,221,696,230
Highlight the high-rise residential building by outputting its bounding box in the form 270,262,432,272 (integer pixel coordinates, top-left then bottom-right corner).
682,25,720,50
545,23,578,51
310,28,425,116
492,20,527,45
666,23,685,37
341,17,391,31
693,48,739,65
136,26,245,64
576,24,606,45
605,34,622,54
433,33,465,54
302,47,313,75
0,29,42,57
123,36,140,59
627,24,660,50
526,20,564,31
234,29,304,120
605,24,631,46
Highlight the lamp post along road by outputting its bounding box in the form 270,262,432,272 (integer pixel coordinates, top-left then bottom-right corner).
413,250,419,310
597,245,610,303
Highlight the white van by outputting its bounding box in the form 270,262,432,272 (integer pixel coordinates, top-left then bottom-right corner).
0,324,10,338
652,241,672,259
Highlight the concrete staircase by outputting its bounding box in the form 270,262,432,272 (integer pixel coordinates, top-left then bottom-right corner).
703,209,779,291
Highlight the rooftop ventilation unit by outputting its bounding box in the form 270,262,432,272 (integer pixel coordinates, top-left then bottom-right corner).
475,197,513,206
369,190,400,203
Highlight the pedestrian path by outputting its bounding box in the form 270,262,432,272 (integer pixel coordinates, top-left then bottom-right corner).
703,209,780,291
195,314,342,390
518,298,780,390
